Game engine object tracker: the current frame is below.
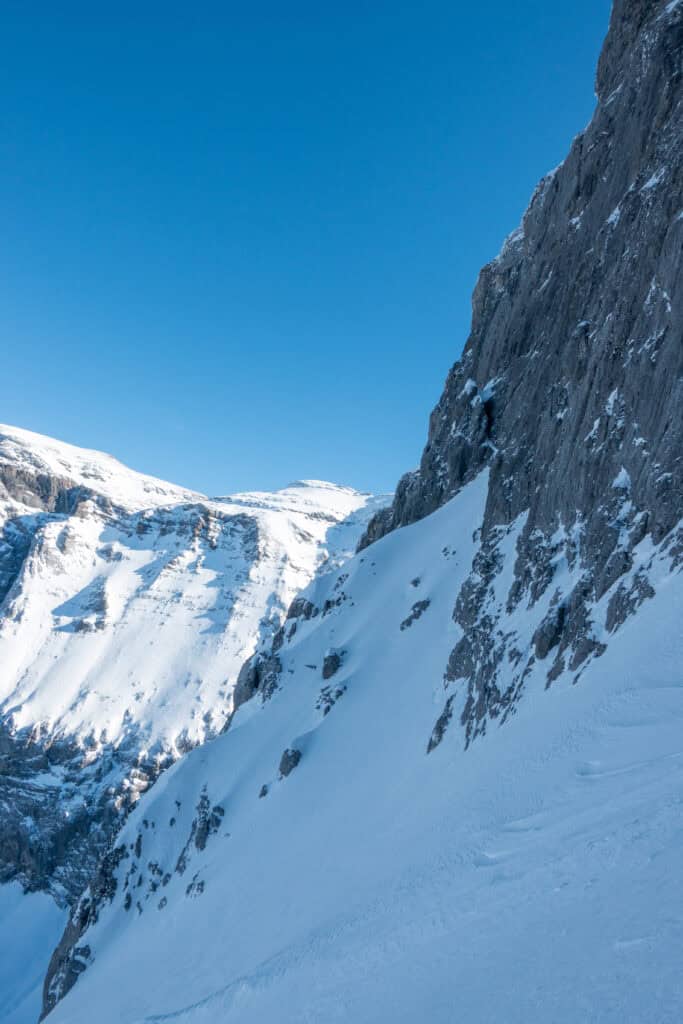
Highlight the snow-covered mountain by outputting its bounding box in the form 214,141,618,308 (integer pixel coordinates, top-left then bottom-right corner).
45,474,683,1024
0,423,387,904
40,1,683,1021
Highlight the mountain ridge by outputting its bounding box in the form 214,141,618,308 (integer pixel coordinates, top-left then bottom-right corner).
0,422,387,906
360,0,682,745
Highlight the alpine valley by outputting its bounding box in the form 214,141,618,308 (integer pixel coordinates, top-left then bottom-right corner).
3,0,683,1022
0,424,386,1023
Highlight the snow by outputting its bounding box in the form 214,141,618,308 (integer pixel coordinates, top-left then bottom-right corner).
0,422,388,753
612,467,631,490
605,388,619,416
495,225,525,262
640,168,666,193
47,473,683,1023
0,426,388,1018
607,204,621,227
605,82,624,106
0,884,66,1024
0,424,200,512
645,277,672,314
0,426,387,756
481,376,502,402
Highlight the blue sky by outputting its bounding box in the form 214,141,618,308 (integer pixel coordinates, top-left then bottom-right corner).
2,1,611,495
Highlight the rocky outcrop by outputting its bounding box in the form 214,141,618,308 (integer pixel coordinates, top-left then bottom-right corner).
361,0,682,743
41,782,227,1015
41,842,128,1019
229,652,284,720
400,599,430,631
279,748,302,778
0,721,159,904
322,649,343,680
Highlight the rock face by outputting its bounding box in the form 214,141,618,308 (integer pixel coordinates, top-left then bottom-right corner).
322,650,343,679
0,424,388,903
362,0,682,742
278,748,302,778
0,721,143,904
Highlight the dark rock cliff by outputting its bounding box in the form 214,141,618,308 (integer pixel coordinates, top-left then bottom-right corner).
365,0,681,543
361,0,682,742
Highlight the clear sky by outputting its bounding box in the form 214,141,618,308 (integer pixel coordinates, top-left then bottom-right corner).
1,1,611,496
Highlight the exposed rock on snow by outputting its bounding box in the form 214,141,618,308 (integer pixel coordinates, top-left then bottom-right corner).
399,599,430,631
321,649,343,679
278,748,302,778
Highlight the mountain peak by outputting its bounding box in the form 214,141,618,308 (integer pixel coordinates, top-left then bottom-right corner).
0,423,388,905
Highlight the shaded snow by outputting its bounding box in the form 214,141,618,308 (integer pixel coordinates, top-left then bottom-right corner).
0,884,66,1024
48,473,683,1023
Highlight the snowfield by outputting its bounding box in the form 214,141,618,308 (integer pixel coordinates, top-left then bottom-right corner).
0,421,387,926
48,473,683,1023
0,885,65,1024
0,423,386,753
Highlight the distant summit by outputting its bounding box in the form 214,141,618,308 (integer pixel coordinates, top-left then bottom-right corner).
0,421,388,907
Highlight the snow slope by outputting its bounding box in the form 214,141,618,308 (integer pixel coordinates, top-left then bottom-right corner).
46,472,683,1022
0,885,66,1024
0,424,387,898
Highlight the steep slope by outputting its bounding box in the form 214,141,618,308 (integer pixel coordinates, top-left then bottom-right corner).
0,424,386,902
361,0,682,744
42,1,683,1020
45,476,683,1023
0,885,65,1024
